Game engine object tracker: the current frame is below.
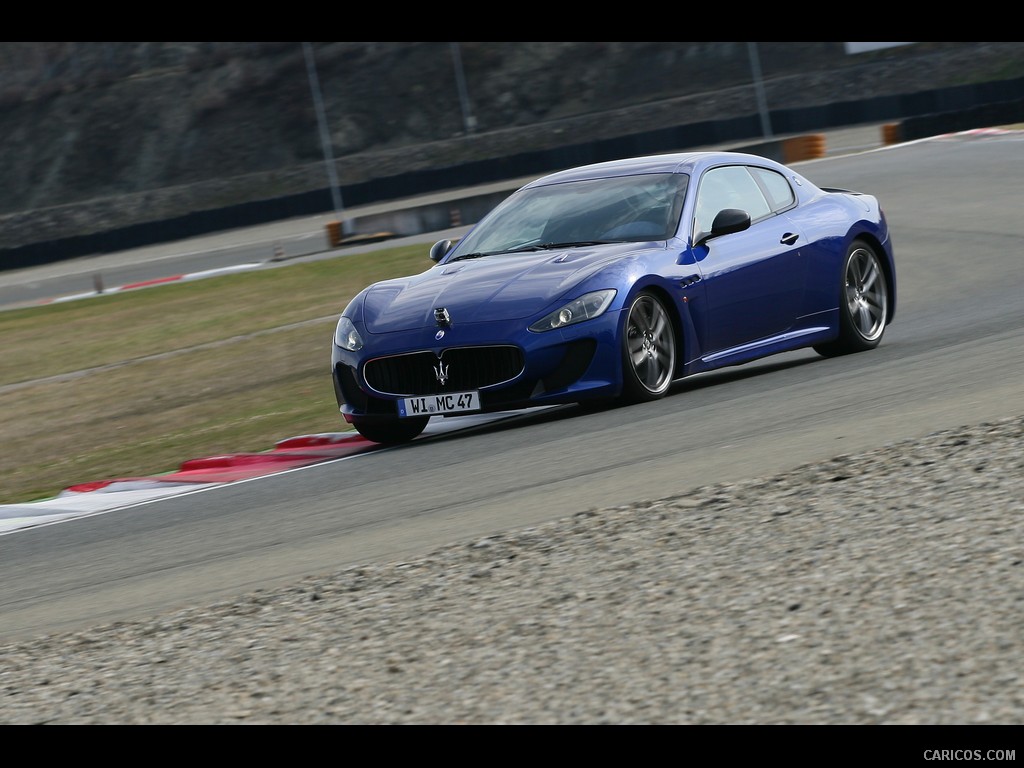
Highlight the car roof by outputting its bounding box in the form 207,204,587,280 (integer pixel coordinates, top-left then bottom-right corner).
522,151,789,188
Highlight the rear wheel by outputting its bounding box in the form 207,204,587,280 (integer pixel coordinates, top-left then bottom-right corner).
815,239,889,357
620,290,676,402
350,416,429,444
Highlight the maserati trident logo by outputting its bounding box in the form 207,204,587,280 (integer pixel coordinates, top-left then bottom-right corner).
434,307,451,326
433,360,450,386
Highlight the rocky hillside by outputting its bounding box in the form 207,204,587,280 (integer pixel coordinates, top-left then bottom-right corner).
1,42,1023,249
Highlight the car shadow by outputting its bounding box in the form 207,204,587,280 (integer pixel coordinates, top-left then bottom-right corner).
669,352,821,394
416,352,822,444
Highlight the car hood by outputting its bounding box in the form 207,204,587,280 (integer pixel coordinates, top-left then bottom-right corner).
360,246,647,333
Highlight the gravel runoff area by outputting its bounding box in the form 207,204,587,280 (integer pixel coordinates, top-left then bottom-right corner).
1,414,1022,725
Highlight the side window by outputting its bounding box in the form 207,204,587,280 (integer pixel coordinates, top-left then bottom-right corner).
694,165,771,236
750,167,796,212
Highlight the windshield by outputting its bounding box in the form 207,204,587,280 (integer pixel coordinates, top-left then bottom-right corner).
449,172,689,259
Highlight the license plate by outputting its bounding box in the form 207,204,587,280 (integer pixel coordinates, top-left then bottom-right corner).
397,391,480,418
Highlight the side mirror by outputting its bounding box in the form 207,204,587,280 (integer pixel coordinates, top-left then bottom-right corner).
429,239,453,262
694,208,751,247
710,208,751,237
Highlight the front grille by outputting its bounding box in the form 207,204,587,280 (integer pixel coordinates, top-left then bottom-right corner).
364,345,524,396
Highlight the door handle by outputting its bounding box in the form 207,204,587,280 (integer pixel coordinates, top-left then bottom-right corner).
780,233,799,246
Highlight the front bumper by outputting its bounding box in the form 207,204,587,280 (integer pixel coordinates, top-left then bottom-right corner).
332,311,624,422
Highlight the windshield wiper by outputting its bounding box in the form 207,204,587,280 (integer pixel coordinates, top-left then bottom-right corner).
454,241,615,261
533,240,616,249
503,244,550,253
498,241,616,254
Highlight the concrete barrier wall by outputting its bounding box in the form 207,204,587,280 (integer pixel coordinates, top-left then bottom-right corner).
3,77,1023,272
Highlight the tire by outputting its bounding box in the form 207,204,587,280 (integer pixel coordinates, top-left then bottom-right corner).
815,239,889,357
620,290,677,402
351,415,429,444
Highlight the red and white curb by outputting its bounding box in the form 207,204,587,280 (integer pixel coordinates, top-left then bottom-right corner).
35,263,266,306
0,431,372,535
0,409,551,536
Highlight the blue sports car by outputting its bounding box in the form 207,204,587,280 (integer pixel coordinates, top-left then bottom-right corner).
332,150,896,443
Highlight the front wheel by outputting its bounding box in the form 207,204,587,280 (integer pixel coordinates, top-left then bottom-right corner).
350,415,428,444
815,239,889,357
620,290,677,402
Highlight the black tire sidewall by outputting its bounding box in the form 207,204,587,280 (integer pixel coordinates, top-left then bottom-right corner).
837,239,887,353
620,290,675,403
352,416,429,444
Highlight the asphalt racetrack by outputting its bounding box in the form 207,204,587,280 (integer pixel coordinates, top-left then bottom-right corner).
2,130,1023,647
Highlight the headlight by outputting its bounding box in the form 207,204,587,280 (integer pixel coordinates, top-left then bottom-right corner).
529,289,616,332
334,316,364,351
